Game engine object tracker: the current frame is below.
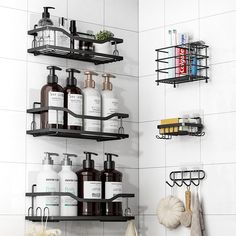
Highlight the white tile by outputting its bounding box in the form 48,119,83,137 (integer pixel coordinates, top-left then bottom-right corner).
139,0,164,31
139,215,165,236
0,215,25,236
139,121,166,168
200,0,236,17
0,163,25,214
0,8,27,60
204,215,236,235
104,0,138,31
0,110,26,163
68,0,104,25
202,164,236,214
117,168,139,215
104,27,139,77
139,167,166,215
66,221,103,236
200,12,236,64
28,0,67,17
26,135,67,164
139,75,165,122
104,122,139,169
165,0,199,25
0,0,27,10
166,136,201,167
165,81,200,118
0,58,26,111
139,27,165,77
201,113,236,164
200,62,236,114
104,218,139,236
166,226,190,236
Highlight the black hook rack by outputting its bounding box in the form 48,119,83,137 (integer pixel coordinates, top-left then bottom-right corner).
166,169,205,188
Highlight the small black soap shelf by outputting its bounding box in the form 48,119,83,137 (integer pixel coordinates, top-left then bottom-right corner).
155,41,209,87
27,102,129,142
156,117,205,140
26,184,135,222
28,26,123,65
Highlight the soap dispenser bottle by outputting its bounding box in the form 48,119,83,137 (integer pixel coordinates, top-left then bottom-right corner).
63,68,83,130
36,152,60,216
59,153,78,217
101,73,119,133
76,152,101,216
38,7,55,46
41,66,64,129
101,153,123,216
57,17,70,49
83,71,101,132
69,20,79,50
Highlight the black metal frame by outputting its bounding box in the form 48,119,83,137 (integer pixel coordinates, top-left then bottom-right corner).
28,26,123,65
26,184,135,222
156,117,205,140
27,102,129,142
155,41,209,87
166,169,205,187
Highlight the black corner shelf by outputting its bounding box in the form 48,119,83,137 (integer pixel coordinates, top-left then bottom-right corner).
26,185,135,222
25,215,135,222
28,26,124,65
155,41,209,88
157,117,205,140
27,103,129,142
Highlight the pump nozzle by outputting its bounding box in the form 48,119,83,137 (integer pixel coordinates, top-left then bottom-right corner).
47,66,62,84
43,152,59,165
102,73,116,91
104,153,118,169
83,151,98,169
84,71,98,88
62,153,77,166
66,68,80,86
42,7,55,18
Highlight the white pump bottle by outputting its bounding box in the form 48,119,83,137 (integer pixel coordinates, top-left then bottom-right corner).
83,71,101,132
101,73,119,133
59,153,78,216
36,152,60,216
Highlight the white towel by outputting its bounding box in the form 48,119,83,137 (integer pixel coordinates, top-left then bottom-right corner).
190,193,205,236
125,221,138,236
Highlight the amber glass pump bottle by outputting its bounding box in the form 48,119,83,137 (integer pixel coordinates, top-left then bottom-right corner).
63,68,83,130
101,153,123,216
41,66,64,129
76,152,101,216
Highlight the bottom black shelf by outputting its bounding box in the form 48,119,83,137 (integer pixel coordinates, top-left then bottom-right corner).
25,215,135,222
156,75,209,87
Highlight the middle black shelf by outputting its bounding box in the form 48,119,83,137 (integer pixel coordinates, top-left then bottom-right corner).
27,103,129,142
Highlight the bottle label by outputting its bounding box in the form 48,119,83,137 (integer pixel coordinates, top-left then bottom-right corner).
68,94,83,126
84,95,101,131
102,98,119,133
105,182,122,202
48,91,64,125
84,181,101,199
61,178,78,207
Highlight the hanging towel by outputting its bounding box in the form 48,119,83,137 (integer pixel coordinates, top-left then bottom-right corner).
190,193,205,236
125,221,138,236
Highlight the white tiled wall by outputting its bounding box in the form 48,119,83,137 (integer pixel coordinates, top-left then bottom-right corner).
0,0,138,235
139,0,236,235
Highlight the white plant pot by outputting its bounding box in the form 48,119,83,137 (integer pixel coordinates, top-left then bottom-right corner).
95,42,112,55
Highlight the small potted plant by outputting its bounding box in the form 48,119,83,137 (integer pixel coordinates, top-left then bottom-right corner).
95,30,114,54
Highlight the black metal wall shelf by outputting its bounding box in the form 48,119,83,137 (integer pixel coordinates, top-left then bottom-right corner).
28,26,124,65
27,103,129,142
26,185,135,222
155,41,209,88
157,117,205,140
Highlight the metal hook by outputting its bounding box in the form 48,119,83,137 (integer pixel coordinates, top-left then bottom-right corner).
183,171,192,187
36,207,42,217
175,171,184,187
191,170,200,186
166,172,175,187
